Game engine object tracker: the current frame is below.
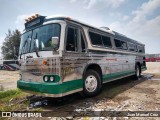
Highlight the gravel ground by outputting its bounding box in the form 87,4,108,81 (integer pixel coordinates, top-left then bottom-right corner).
36,76,159,119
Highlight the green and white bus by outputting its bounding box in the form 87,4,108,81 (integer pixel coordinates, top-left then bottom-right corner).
17,14,147,97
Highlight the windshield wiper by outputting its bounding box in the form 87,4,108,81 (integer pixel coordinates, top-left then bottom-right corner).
35,47,40,57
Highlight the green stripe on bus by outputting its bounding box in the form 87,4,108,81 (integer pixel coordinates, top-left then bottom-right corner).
102,70,135,82
17,79,83,94
17,70,135,95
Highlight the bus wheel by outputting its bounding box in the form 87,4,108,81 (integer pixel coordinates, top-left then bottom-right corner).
83,69,102,97
135,64,141,79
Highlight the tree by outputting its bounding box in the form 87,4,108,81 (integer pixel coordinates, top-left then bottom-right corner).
1,29,21,60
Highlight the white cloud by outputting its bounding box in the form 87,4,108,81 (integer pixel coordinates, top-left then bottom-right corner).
131,0,160,25
122,15,129,21
85,0,96,9
132,0,160,17
109,0,126,8
15,13,35,32
70,0,77,3
70,0,126,9
109,0,160,54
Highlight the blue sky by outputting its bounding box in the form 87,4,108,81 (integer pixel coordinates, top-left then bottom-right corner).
0,0,160,58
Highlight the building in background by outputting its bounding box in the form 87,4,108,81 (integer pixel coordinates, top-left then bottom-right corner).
145,54,160,62
0,59,19,70
0,51,19,70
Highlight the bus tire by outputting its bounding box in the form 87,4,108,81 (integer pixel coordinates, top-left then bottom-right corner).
83,69,102,97
134,64,141,79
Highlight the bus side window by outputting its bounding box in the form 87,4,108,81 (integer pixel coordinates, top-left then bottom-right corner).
121,41,127,50
102,35,112,48
128,43,136,51
80,30,86,52
138,45,144,53
66,27,78,52
114,39,122,49
89,32,102,46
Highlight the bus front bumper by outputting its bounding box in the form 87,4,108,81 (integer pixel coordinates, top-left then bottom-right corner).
17,79,83,97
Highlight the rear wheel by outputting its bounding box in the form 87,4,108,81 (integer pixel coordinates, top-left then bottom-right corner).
135,64,141,79
83,69,102,97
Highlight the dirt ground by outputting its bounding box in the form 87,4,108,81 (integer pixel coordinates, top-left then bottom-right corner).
22,75,158,119
0,70,19,91
0,62,160,119
143,62,160,77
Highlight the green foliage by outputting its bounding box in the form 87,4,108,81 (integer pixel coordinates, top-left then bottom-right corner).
0,89,27,111
0,89,21,99
1,29,21,59
0,89,43,112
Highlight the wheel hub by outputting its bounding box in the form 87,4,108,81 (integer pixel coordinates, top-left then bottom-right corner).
85,75,97,92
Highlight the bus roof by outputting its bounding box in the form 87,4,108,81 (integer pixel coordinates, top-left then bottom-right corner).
45,16,144,46
24,15,144,46
45,16,115,35
113,31,144,46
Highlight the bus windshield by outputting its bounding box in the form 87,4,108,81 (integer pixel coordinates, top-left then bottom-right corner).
19,24,61,55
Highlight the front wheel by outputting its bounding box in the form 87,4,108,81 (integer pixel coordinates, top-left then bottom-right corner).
83,69,102,97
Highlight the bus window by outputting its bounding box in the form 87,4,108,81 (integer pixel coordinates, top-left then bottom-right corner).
89,32,102,46
121,41,127,50
102,36,112,48
66,27,78,52
30,29,38,52
114,39,122,49
114,39,127,50
20,31,32,54
135,45,138,52
29,24,61,53
80,30,86,52
137,45,144,53
128,43,136,51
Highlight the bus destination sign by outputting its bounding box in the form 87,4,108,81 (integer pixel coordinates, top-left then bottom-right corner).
25,16,45,30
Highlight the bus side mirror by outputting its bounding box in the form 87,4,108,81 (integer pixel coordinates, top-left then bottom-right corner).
52,37,59,49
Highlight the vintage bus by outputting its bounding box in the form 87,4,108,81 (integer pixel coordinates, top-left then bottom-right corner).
17,14,147,97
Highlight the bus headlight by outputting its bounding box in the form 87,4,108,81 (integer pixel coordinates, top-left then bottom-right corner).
44,76,48,82
50,76,54,82
43,75,57,82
